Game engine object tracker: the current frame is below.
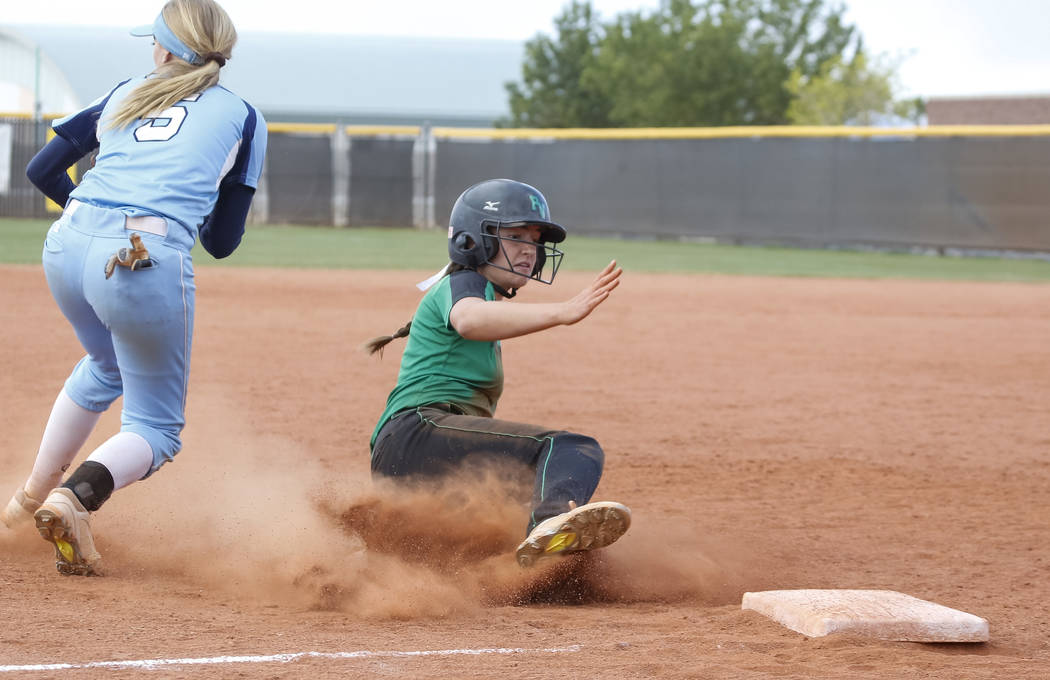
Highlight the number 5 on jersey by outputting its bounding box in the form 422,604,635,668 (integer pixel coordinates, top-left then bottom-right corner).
134,93,201,142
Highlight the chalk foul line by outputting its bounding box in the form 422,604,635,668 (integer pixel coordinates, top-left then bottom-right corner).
0,645,582,673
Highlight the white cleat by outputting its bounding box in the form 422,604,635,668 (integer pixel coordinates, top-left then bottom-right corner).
1,487,43,530
34,488,102,576
515,501,631,568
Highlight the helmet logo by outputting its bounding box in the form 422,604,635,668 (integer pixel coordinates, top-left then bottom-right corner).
530,195,547,219
483,201,500,212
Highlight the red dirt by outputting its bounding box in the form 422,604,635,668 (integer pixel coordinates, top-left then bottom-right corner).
1,263,1048,678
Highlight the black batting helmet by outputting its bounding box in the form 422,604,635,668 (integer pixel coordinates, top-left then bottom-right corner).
447,179,565,284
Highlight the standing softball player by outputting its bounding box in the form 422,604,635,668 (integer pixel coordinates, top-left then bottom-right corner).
0,0,267,576
367,178,631,567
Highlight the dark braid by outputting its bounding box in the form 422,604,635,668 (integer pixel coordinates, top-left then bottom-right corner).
363,320,413,356
363,262,467,357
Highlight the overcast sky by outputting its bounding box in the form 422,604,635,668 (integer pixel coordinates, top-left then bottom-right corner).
5,0,1048,99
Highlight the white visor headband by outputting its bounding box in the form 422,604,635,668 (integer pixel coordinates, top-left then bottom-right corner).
130,13,204,66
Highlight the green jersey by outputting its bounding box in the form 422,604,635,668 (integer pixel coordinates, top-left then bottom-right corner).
371,269,504,448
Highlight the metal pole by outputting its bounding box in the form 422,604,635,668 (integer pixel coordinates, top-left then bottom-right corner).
424,125,437,229
250,159,270,225
331,124,350,227
412,124,427,228
33,45,42,122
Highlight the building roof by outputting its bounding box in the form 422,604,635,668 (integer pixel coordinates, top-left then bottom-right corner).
1,24,525,125
926,94,1050,125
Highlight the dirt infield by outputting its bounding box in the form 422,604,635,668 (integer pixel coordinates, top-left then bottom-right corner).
1,263,1048,678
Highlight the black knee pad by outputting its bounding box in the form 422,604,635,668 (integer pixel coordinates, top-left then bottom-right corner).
62,461,115,512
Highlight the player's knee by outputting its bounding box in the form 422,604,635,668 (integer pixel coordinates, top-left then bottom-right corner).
65,357,123,412
552,432,605,473
122,424,182,477
80,353,121,385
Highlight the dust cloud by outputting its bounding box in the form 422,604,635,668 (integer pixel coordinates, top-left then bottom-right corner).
3,394,759,618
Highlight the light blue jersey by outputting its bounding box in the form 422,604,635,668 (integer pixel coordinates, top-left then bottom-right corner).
54,77,266,252
40,77,267,474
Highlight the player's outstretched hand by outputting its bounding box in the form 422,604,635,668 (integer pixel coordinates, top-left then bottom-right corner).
560,260,622,325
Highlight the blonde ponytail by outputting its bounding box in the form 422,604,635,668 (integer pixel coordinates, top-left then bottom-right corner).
109,0,236,130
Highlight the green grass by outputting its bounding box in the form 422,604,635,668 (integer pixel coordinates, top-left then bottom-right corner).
4,218,1049,282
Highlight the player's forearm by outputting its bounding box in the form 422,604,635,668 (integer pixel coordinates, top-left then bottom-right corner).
26,136,82,207
453,300,570,341
199,183,254,258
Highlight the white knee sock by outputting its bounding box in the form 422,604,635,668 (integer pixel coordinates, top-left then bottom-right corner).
86,432,153,491
25,390,102,501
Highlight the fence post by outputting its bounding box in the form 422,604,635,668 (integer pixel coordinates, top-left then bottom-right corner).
425,125,437,228
413,123,438,228
332,124,350,227
249,159,270,225
412,124,426,228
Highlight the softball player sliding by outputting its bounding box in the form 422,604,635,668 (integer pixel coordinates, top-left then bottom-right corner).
367,178,631,567
0,0,267,576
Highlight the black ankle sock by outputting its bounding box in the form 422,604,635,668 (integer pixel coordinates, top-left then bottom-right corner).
61,461,115,512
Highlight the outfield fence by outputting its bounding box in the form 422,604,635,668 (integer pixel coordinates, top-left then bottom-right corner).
3,115,1050,253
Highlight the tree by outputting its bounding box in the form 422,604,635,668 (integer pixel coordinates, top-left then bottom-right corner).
742,0,858,123
786,51,925,125
502,1,611,128
504,0,916,127
591,0,773,126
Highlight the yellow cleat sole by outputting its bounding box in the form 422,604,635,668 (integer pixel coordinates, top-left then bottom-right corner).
55,538,75,563
544,531,578,554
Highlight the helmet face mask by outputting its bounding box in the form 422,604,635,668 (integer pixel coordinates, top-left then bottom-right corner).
448,179,567,286
479,221,564,285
